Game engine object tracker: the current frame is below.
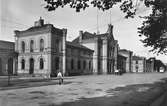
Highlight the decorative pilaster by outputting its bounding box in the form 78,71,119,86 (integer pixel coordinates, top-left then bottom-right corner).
62,28,67,76
102,39,108,74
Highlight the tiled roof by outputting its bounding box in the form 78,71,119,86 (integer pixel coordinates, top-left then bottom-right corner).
66,41,94,52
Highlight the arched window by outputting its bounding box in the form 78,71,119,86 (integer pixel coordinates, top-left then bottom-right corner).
71,59,74,70
21,41,25,53
30,40,34,52
21,59,25,70
40,39,44,52
83,60,86,70
40,58,44,69
78,60,81,69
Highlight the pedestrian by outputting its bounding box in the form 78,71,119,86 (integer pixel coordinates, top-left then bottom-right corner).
57,71,63,85
115,69,119,75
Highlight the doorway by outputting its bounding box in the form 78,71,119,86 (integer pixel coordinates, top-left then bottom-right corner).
29,58,34,74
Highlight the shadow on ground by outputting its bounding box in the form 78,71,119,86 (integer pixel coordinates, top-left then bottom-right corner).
42,78,167,106
0,78,72,90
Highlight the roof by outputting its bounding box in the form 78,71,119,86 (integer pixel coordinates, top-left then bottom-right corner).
119,49,133,54
72,32,109,43
118,54,127,59
132,56,145,60
14,24,62,36
66,41,94,52
0,40,14,49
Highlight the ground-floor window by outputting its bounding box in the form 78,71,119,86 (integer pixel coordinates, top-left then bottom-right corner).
89,61,91,69
55,57,59,70
71,59,74,69
21,59,25,70
78,60,81,69
0,58,2,72
40,58,44,69
83,60,86,70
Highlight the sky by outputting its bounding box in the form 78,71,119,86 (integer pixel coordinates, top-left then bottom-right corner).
0,0,167,63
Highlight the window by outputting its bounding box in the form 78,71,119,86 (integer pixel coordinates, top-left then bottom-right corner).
40,39,44,52
40,58,44,69
83,60,86,70
55,57,59,70
78,60,81,69
30,40,34,52
89,61,91,69
136,61,138,64
21,59,25,70
21,41,25,53
71,59,74,69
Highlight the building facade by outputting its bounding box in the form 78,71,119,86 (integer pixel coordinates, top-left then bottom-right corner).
132,56,146,73
119,49,133,73
117,54,127,73
72,24,118,74
15,18,93,77
0,40,17,75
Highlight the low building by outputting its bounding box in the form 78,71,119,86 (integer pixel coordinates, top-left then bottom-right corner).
132,56,146,73
15,18,94,77
0,40,17,75
119,49,133,73
72,24,118,74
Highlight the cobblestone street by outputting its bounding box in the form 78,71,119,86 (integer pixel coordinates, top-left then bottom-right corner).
0,73,167,106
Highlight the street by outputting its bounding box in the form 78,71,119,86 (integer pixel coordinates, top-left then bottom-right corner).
0,73,167,106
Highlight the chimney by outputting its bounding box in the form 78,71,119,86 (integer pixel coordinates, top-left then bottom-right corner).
34,17,44,27
79,30,83,43
107,24,113,35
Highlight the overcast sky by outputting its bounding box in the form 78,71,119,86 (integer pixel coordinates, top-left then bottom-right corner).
0,0,167,63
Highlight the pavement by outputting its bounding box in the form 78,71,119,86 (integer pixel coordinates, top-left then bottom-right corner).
0,72,167,106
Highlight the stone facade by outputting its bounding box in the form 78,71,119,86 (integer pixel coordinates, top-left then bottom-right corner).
119,49,133,73
117,54,127,73
72,24,118,74
0,40,17,75
132,56,146,73
15,18,94,77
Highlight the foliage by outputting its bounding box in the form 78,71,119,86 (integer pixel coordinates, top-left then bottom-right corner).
138,0,167,54
43,0,137,18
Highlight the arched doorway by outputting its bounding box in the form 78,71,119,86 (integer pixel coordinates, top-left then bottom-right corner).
8,58,13,75
29,58,34,74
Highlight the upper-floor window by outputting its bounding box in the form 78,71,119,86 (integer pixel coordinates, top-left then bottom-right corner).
40,58,44,69
30,40,34,52
21,59,25,70
136,61,138,64
40,39,44,52
21,41,25,53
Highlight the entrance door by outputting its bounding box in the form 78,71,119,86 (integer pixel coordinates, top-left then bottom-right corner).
8,58,13,75
29,58,34,74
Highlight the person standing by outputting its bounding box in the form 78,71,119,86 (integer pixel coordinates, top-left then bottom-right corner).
57,71,63,85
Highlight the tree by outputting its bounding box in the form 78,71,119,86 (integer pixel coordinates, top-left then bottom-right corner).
43,0,167,54
43,0,137,18
138,0,167,54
